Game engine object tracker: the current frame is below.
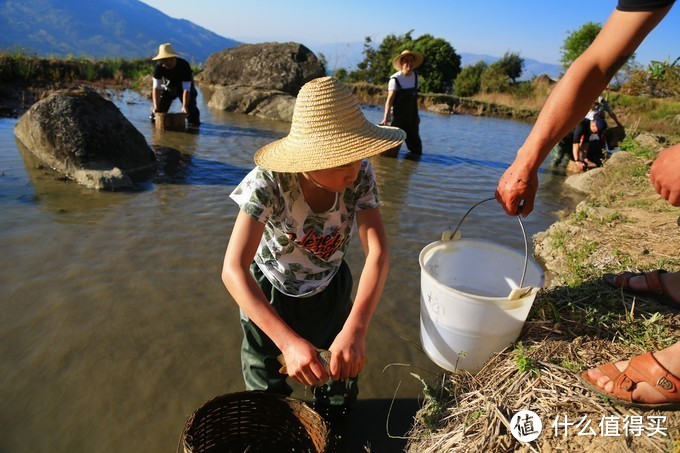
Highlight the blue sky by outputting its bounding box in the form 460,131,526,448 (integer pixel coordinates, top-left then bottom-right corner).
140,0,677,66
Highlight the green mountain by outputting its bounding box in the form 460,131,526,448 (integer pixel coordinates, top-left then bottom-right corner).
0,0,239,63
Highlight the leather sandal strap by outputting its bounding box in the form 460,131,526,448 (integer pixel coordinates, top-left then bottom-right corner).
613,352,680,403
614,271,637,289
599,362,624,381
643,269,670,298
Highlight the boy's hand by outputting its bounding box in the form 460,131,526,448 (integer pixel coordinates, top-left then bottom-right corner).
280,340,329,386
329,329,368,381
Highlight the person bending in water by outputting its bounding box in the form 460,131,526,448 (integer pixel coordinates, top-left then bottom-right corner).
221,76,405,413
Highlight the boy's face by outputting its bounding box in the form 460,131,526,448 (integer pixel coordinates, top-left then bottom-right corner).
307,160,362,192
590,121,598,133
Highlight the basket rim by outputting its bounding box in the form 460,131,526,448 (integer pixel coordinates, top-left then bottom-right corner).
180,390,329,453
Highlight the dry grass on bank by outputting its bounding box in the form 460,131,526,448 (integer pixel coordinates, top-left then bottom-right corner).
472,91,550,113
405,141,680,452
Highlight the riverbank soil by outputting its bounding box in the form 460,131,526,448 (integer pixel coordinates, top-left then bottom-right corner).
405,146,680,451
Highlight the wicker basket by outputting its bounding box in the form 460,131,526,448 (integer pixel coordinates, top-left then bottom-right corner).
155,112,186,131
180,391,329,453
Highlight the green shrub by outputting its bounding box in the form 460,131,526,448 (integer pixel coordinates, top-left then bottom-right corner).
480,64,510,93
453,61,487,97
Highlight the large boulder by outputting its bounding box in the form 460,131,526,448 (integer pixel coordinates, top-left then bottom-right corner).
207,85,295,122
199,42,326,121
201,42,325,95
564,151,636,194
14,86,155,190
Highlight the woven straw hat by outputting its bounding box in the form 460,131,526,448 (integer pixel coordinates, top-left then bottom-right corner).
152,43,181,60
392,49,424,70
254,77,406,173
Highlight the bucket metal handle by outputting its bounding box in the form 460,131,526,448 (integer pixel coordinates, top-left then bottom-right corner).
442,197,531,297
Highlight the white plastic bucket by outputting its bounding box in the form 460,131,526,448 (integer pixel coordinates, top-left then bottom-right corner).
419,201,545,373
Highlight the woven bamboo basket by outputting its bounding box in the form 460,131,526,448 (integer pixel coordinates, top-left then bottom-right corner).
180,391,329,453
155,112,186,131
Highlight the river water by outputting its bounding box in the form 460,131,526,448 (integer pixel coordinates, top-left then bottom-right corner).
0,88,582,452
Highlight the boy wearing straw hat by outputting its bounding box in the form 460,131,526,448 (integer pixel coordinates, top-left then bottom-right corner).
380,49,424,155
150,43,201,127
222,77,405,412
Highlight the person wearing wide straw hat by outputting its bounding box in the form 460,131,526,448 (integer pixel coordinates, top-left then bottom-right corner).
151,43,200,127
380,49,424,155
222,76,405,414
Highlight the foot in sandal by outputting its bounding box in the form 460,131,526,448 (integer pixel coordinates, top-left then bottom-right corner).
580,343,680,410
602,269,680,309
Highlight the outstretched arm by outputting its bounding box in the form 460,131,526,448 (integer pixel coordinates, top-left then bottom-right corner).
495,6,671,217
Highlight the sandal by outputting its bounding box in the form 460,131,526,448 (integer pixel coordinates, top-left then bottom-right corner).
603,269,680,310
579,352,680,410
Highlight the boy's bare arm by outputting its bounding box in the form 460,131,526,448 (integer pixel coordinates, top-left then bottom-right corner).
329,207,389,380
221,211,328,386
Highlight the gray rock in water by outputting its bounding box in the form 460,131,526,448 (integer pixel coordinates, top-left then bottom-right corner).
207,85,295,122
199,42,326,121
201,42,325,94
14,86,155,190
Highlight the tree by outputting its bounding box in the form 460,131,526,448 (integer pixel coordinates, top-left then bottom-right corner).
495,52,524,82
349,32,413,85
560,22,601,68
333,67,349,82
414,34,461,93
480,64,510,93
349,31,461,93
453,60,487,97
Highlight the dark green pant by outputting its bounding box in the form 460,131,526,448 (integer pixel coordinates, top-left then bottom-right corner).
240,261,358,407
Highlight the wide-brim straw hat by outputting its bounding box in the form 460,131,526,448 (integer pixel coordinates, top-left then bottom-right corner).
392,49,424,70
254,77,406,173
152,43,181,60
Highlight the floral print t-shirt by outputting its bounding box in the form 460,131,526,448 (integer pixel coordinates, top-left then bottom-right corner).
230,159,380,297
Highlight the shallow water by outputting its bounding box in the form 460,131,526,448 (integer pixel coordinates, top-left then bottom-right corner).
0,88,582,452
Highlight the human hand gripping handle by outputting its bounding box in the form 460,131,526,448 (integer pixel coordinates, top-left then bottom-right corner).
329,327,368,381
280,339,330,387
495,160,538,217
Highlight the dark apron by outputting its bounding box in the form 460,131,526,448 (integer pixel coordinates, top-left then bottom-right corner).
390,74,422,154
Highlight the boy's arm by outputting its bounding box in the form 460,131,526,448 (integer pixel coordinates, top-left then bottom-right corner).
329,207,389,380
221,210,329,386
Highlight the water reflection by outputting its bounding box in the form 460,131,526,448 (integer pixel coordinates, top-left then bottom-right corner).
14,137,133,223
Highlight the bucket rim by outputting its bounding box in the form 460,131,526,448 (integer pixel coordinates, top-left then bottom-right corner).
419,238,544,302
